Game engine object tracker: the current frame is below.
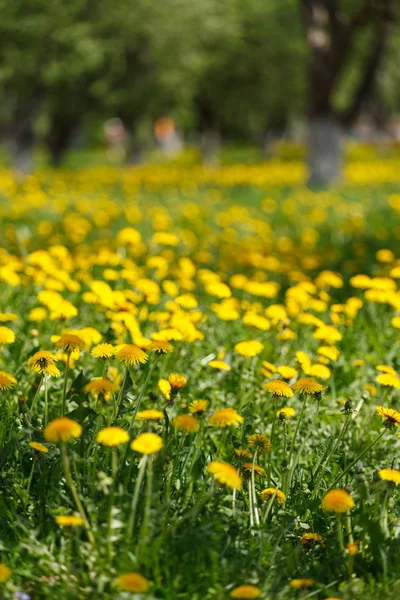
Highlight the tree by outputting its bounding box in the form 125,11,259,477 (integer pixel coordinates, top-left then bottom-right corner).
300,0,396,186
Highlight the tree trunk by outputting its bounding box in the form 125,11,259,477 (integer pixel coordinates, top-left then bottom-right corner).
12,129,35,175
201,127,220,166
308,115,342,187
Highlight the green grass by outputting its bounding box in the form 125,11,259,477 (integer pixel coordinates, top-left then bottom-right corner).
1,170,400,598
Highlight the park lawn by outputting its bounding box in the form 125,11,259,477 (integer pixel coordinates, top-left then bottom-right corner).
1,166,400,598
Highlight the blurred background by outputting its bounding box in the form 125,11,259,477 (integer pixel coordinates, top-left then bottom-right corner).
0,0,399,185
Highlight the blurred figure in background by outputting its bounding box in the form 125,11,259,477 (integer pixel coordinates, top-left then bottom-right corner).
104,118,127,163
154,117,182,156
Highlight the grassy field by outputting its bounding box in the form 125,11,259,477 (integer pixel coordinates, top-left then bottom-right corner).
1,163,400,599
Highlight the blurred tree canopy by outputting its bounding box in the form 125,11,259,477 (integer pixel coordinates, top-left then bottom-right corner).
0,0,398,172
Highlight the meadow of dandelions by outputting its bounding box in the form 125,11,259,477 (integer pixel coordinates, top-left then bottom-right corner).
2,165,400,598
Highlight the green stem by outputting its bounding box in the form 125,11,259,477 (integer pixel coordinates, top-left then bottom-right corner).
337,514,344,552
128,357,159,431
127,455,147,542
29,376,43,414
267,400,277,487
287,394,307,468
329,429,387,489
61,443,95,546
380,488,391,538
312,411,352,496
61,354,70,416
25,457,36,508
107,448,118,559
248,480,254,528
44,375,49,427
138,455,153,558
114,369,127,422
251,450,260,526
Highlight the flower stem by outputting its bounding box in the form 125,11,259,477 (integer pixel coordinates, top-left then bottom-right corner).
107,447,118,559
285,394,307,495
312,411,351,497
127,455,147,542
25,457,36,508
138,455,153,558
248,480,254,528
44,375,49,426
251,450,260,526
128,357,159,431
267,400,277,487
329,429,387,489
61,443,95,546
61,354,70,416
114,369,127,422
337,514,344,552
29,376,43,414
380,488,391,537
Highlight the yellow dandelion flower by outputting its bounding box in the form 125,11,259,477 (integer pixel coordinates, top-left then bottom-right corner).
27,350,60,377
264,380,293,398
242,312,270,331
234,340,264,358
309,364,331,379
168,372,187,390
0,312,17,323
172,414,200,433
347,541,359,555
290,579,314,589
116,344,148,366
260,488,286,504
208,359,231,370
84,378,116,401
276,407,295,419
376,249,394,263
209,408,243,428
28,307,47,322
189,399,209,414
0,326,15,345
234,448,252,460
230,584,261,598
375,373,400,389
130,432,163,454
54,333,85,353
0,371,17,391
158,379,171,400
148,339,173,354
136,409,165,421
44,417,82,443
91,343,116,359
262,361,276,373
248,434,271,452
376,405,400,427
301,532,324,547
97,426,130,447
277,365,297,379
29,441,48,453
317,345,340,361
207,461,242,489
376,365,396,374
115,573,149,593
56,515,84,527
365,383,377,396
292,377,326,396
321,489,354,513
378,468,400,483
241,462,265,476
313,326,342,344
391,315,400,329
0,564,12,583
